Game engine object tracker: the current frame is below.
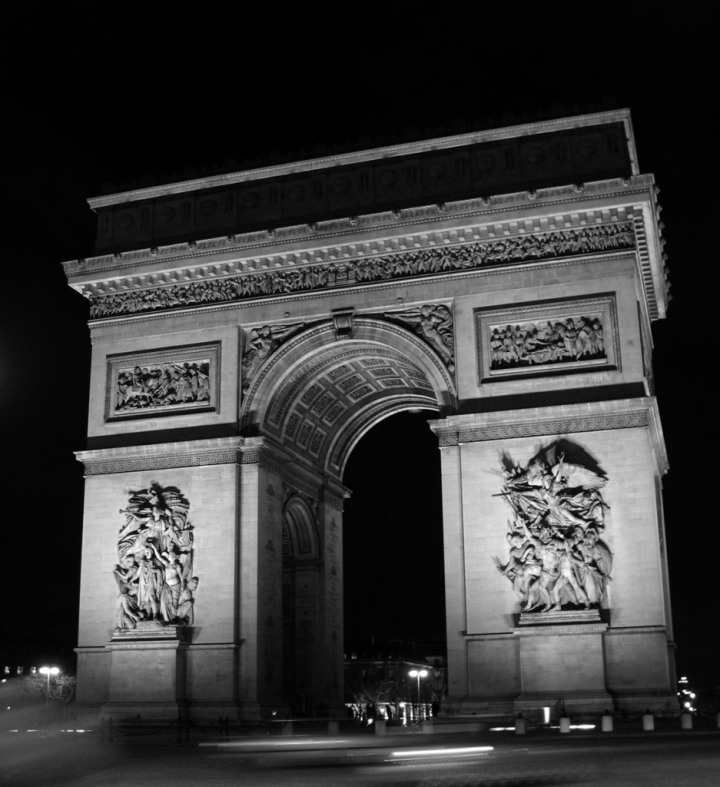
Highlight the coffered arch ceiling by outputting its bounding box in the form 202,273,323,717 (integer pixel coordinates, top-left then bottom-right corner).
241,318,456,478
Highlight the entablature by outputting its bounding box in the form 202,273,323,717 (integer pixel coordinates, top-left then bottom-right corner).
64,175,667,323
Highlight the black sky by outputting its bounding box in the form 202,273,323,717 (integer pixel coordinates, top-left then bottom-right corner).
2,6,718,687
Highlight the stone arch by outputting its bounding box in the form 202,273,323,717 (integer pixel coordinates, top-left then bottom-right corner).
282,493,320,561
282,493,322,713
242,317,456,479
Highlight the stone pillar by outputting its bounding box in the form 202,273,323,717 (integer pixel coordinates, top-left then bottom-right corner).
430,399,677,717
75,438,247,722
237,441,286,718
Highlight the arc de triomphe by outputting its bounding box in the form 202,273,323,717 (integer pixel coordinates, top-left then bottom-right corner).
64,110,677,721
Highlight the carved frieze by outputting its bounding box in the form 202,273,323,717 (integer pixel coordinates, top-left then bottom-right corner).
106,343,219,421
87,222,635,318
475,297,618,382
493,442,613,614
114,484,198,631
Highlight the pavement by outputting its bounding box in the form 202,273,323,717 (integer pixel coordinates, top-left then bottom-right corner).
2,718,719,787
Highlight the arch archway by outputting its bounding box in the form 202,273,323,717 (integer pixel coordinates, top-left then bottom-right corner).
241,317,455,714
243,317,456,478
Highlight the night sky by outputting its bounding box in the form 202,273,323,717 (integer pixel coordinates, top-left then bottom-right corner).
2,7,718,688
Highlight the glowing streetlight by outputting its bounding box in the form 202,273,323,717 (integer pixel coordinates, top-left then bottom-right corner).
39,667,59,727
409,669,428,720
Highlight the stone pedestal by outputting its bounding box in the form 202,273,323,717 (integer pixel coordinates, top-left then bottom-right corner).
513,612,612,717
102,622,188,721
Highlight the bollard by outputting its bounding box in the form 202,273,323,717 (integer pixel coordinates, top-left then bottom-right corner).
717,712,720,729
601,712,614,732
515,716,527,735
680,712,693,730
328,720,339,736
374,719,387,736
282,721,294,736
559,716,571,733
642,711,654,731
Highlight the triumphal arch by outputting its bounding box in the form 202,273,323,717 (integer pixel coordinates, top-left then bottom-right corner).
64,110,677,721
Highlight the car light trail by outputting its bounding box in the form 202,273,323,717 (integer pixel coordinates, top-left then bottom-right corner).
389,746,494,759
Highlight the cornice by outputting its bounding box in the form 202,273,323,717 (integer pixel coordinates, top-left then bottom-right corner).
87,110,635,208
428,398,666,460
77,437,244,475
65,175,654,280
75,219,638,324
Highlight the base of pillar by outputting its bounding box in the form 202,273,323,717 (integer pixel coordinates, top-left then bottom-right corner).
514,689,613,719
100,700,186,722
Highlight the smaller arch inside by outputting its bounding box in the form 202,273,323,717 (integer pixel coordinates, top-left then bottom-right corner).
282,494,322,714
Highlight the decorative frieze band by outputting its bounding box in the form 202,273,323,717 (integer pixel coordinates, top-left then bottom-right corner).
78,441,243,476
436,411,649,446
83,220,635,319
513,624,608,636
429,399,665,470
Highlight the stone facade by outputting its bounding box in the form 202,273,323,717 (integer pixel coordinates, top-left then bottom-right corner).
65,110,675,721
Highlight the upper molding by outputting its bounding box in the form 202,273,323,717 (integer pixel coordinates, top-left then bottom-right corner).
65,176,654,279
88,111,637,209
428,397,668,475
63,175,667,322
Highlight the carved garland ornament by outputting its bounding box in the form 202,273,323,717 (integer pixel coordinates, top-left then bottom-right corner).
493,443,613,613
88,222,634,318
113,484,198,630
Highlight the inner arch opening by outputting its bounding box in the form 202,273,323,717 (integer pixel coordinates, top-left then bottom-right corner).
342,411,446,653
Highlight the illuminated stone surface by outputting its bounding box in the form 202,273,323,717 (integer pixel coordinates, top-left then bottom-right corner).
65,110,675,721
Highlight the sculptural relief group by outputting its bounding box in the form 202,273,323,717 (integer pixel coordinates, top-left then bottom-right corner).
494,446,613,613
115,361,210,412
113,485,198,630
489,314,606,370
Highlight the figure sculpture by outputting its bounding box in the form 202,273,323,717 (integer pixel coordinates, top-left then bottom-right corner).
115,360,210,413
241,323,305,390
488,315,607,371
113,484,198,630
493,445,613,612
385,304,455,371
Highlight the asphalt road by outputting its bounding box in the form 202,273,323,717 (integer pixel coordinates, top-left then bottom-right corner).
1,731,719,786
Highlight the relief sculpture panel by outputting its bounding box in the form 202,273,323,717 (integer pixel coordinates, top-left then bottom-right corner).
105,343,219,420
113,484,198,630
476,297,618,382
489,313,606,371
493,442,613,613
384,304,455,372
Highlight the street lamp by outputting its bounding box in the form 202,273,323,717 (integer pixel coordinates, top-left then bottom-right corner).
408,669,428,721
39,667,59,728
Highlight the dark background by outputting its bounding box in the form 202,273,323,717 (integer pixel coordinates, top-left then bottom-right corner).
1,6,717,689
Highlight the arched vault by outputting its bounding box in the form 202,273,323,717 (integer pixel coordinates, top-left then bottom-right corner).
241,318,456,479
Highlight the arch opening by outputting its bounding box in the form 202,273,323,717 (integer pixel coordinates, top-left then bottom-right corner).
245,319,453,715
282,494,322,714
342,412,446,655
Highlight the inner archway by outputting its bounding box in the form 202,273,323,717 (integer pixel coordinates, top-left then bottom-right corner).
342,411,446,651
